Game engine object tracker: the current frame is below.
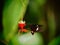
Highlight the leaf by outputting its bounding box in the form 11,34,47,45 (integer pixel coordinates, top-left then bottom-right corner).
3,0,29,41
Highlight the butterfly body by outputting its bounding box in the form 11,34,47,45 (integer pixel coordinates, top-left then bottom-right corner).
30,24,42,35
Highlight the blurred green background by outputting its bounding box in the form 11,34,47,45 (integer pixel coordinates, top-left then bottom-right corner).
0,0,60,45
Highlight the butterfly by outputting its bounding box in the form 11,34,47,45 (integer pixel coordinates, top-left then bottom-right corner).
18,21,43,35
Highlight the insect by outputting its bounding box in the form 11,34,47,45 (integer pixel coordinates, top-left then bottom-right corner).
18,20,28,32
30,24,43,35
18,21,43,35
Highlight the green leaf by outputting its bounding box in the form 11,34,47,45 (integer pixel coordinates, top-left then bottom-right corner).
3,0,29,41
